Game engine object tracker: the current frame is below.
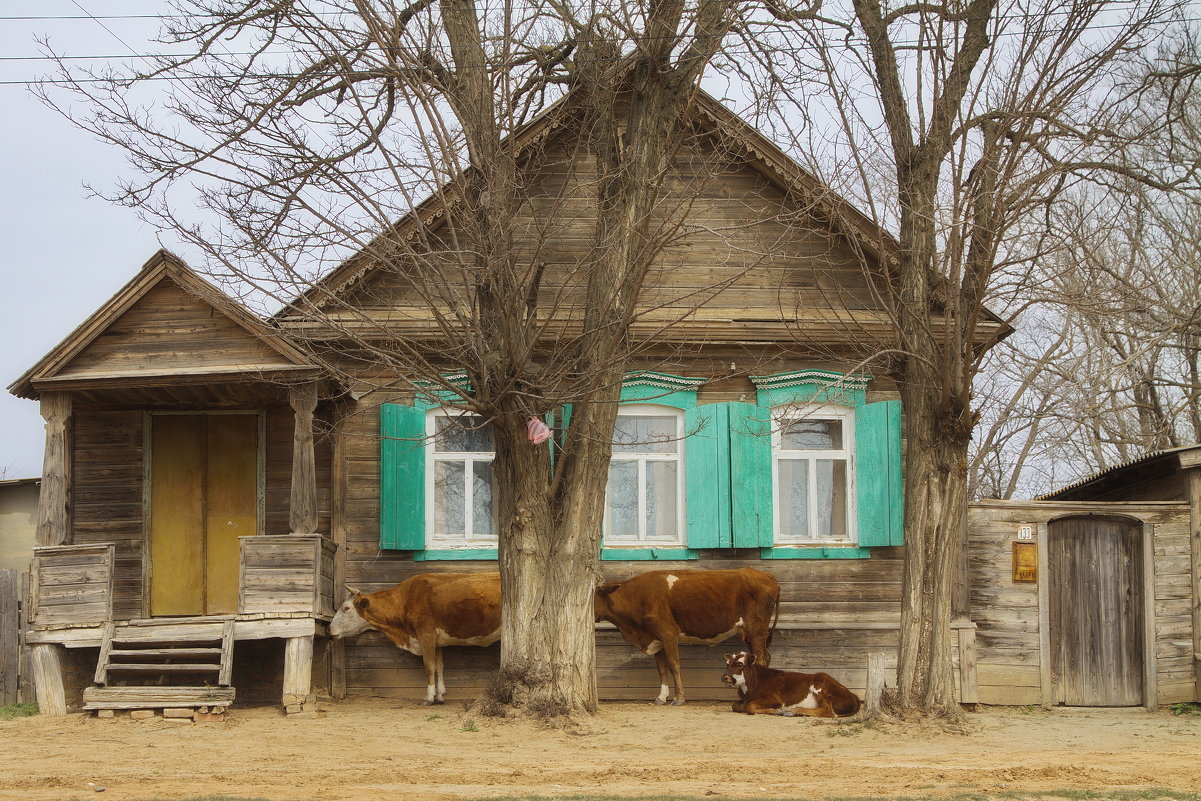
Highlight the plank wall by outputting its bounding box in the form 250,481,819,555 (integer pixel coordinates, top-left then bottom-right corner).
69,405,332,620
968,501,1194,706
335,388,911,703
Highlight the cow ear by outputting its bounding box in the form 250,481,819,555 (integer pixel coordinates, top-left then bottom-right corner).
355,596,371,611
596,583,621,597
745,653,756,666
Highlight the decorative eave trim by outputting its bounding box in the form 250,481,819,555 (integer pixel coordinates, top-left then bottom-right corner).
749,370,872,393
621,371,705,392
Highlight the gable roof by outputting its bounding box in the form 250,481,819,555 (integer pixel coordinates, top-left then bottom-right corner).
9,249,320,400
279,89,900,317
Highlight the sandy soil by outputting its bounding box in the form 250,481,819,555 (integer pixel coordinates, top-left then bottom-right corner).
1,700,1199,801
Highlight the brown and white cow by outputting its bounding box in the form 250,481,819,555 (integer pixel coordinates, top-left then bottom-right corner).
722,650,860,717
594,568,780,706
329,572,500,705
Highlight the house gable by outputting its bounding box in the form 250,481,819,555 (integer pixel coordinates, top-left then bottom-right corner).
9,250,318,399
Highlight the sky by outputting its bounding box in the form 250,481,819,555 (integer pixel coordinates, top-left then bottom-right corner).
0,2,183,478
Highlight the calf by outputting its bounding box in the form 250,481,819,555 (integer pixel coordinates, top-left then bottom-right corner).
722,651,860,717
595,568,780,706
329,572,500,705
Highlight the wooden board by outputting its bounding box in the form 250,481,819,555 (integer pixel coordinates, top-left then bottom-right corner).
150,415,206,615
1048,516,1144,706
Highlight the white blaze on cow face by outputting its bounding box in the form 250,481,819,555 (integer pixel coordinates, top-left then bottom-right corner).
666,574,679,590
328,597,372,638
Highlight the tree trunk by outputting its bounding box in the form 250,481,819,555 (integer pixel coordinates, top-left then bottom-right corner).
491,390,620,715
895,386,968,716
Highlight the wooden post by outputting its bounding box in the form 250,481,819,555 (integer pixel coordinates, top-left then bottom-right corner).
329,401,350,699
863,651,886,718
956,624,980,706
288,384,319,536
1189,468,1201,703
0,570,18,705
283,634,315,717
36,392,72,547
30,644,67,716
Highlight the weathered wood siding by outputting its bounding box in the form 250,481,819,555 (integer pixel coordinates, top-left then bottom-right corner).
53,278,302,381
68,406,332,620
968,501,1194,706
334,386,917,702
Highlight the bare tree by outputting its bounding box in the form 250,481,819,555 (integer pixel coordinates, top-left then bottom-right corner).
729,0,1197,714
42,0,751,716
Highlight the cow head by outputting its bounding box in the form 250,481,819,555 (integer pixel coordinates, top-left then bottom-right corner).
722,651,753,689
329,586,374,639
593,581,622,621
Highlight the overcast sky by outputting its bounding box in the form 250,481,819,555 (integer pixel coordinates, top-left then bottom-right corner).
0,2,188,478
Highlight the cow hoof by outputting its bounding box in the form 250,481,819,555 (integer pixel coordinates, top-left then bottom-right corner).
670,699,685,707
654,698,667,706
779,709,796,717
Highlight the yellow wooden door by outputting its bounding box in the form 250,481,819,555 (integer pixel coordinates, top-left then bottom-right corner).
150,414,259,616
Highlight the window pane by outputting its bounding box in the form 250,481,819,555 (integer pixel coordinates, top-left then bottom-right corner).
434,415,493,453
781,418,842,450
816,459,848,538
645,461,678,540
434,460,465,536
613,415,677,453
471,461,495,538
606,460,639,539
778,459,810,538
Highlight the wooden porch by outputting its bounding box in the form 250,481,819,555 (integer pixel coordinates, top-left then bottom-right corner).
26,536,336,717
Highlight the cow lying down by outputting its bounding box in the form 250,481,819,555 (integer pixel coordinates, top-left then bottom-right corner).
329,572,500,705
722,651,860,717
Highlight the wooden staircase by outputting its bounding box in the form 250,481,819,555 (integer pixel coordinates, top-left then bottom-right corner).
83,618,236,711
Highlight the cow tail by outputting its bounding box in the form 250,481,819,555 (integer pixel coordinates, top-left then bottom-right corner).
767,585,781,651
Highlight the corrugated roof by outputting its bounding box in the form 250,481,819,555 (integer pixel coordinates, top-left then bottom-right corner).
1035,444,1198,499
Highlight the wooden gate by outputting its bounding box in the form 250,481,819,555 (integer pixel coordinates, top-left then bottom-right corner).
1047,516,1145,706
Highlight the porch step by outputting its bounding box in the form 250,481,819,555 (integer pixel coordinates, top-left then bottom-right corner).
85,620,236,711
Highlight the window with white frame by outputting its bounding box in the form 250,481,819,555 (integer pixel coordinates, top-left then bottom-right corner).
772,405,855,543
604,405,686,546
426,410,497,546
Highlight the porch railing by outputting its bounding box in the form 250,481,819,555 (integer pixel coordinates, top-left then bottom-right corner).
29,544,114,626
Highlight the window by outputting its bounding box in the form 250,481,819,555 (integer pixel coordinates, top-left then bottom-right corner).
604,405,686,546
772,405,855,543
426,410,497,547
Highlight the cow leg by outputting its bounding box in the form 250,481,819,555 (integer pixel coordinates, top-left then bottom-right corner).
660,637,686,706
745,697,784,715
434,647,447,702
652,651,673,705
419,640,441,705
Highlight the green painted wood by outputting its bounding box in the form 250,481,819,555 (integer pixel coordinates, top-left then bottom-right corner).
758,546,871,559
729,402,773,548
855,400,903,547
601,548,697,561
754,371,867,409
413,549,498,561
619,381,700,409
684,404,725,549
379,403,426,550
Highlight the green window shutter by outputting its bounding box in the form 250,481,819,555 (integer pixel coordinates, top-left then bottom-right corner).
684,404,728,549
380,403,426,550
729,402,773,548
855,400,903,546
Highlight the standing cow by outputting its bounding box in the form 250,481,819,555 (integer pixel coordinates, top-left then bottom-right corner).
594,567,780,706
722,650,861,717
329,572,500,705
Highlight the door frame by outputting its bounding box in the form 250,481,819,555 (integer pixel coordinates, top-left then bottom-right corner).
1037,514,1157,711
141,410,266,617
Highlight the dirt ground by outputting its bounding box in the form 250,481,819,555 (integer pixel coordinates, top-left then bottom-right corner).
1,699,1200,801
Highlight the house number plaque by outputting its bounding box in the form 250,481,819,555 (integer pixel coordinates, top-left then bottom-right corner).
1012,541,1038,583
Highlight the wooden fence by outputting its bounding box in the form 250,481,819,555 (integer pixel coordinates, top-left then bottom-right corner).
0,569,27,705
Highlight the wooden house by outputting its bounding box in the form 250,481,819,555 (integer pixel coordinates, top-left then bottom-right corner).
10,90,1021,716
966,446,1201,709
